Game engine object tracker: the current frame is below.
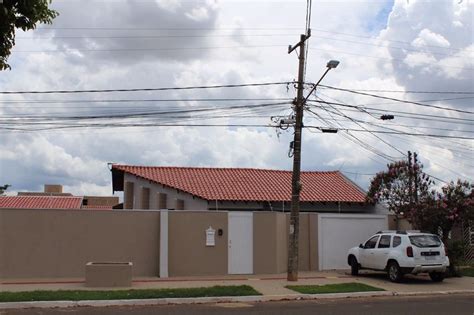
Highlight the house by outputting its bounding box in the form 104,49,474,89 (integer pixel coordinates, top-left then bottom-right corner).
1,170,391,279
111,164,386,213
0,184,119,210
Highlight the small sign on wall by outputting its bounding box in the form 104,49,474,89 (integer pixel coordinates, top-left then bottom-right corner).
206,226,216,247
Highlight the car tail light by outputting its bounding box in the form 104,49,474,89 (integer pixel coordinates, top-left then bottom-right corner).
406,246,414,257
444,246,448,256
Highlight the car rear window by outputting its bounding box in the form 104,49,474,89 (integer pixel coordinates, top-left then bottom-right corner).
409,235,441,248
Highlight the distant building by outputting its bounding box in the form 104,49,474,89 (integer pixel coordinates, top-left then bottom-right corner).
0,184,119,210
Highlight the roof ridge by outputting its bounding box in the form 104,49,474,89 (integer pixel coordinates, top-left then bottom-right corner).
1,195,81,198
114,164,340,173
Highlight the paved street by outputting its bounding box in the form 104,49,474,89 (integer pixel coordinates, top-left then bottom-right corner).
4,294,473,315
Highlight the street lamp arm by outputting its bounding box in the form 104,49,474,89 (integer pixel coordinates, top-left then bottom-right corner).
303,67,331,103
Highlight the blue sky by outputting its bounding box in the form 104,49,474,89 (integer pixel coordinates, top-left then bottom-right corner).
366,0,394,33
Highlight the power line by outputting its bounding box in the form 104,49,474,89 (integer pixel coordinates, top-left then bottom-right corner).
16,33,471,60
305,127,474,140
17,33,301,39
0,82,291,95
31,27,304,31
1,123,279,132
309,28,471,53
308,100,474,123
308,97,406,156
319,85,474,114
305,114,474,134
320,87,474,95
0,101,290,120
309,35,471,59
24,25,472,52
310,106,474,156
11,44,287,53
309,47,473,71
0,97,291,105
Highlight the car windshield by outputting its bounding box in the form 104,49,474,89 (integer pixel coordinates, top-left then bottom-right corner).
409,235,441,248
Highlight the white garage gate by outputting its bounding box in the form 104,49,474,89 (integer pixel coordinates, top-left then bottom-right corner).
318,214,388,270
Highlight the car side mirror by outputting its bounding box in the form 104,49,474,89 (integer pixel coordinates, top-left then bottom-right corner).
359,243,363,248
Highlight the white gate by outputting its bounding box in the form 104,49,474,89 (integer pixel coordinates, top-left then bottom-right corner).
228,212,253,274
318,214,388,270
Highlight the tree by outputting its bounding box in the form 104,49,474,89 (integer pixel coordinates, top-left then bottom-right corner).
408,180,474,242
0,0,58,70
368,154,474,272
366,151,434,216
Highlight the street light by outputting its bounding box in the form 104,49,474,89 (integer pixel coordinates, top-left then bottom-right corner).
304,60,340,103
327,60,340,69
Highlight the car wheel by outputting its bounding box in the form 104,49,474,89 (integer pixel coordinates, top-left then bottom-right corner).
350,257,359,276
429,272,445,282
388,261,403,283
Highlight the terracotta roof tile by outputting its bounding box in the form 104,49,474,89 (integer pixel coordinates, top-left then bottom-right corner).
113,165,366,203
0,196,83,209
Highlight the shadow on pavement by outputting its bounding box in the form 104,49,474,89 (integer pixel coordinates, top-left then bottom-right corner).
345,271,441,284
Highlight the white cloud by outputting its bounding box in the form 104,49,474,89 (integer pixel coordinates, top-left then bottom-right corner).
412,29,451,48
1,0,472,196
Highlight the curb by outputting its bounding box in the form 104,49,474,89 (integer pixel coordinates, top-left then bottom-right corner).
1,290,473,310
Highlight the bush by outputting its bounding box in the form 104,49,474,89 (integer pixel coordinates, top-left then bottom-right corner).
445,240,466,277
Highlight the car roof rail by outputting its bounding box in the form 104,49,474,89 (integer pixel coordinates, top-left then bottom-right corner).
376,230,397,234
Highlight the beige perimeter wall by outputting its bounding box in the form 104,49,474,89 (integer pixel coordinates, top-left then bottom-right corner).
253,212,319,274
1,209,321,279
168,211,228,276
0,209,160,279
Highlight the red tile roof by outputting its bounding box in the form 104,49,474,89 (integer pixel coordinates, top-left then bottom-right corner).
112,165,366,203
0,196,83,209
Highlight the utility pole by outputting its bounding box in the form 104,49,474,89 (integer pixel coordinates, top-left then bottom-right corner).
407,151,413,207
413,152,419,203
287,33,309,282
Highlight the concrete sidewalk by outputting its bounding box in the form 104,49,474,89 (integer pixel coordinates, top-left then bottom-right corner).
0,271,474,309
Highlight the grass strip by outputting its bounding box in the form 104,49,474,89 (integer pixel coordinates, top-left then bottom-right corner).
0,285,260,303
460,267,474,277
286,282,384,294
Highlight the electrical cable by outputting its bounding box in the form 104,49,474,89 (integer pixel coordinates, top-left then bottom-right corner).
0,82,291,95
319,85,474,114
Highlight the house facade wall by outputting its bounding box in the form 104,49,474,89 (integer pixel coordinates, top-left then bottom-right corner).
122,173,384,213
124,173,208,210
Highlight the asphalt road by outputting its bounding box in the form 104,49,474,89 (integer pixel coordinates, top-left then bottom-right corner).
3,294,473,315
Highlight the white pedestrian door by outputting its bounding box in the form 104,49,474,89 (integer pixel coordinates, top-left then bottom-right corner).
228,212,253,274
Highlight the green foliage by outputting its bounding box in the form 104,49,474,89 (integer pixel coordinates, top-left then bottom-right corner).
0,285,261,302
408,180,474,242
366,154,433,215
368,156,473,269
0,0,58,70
460,267,474,277
445,240,467,277
286,283,384,294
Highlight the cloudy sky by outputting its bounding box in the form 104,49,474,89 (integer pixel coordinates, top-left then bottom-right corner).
0,0,472,197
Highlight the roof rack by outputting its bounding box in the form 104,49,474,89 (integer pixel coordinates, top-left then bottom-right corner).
375,230,421,235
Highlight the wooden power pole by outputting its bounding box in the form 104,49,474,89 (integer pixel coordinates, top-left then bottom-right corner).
287,33,309,282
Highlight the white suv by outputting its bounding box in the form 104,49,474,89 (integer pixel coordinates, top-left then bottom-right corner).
347,231,450,282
